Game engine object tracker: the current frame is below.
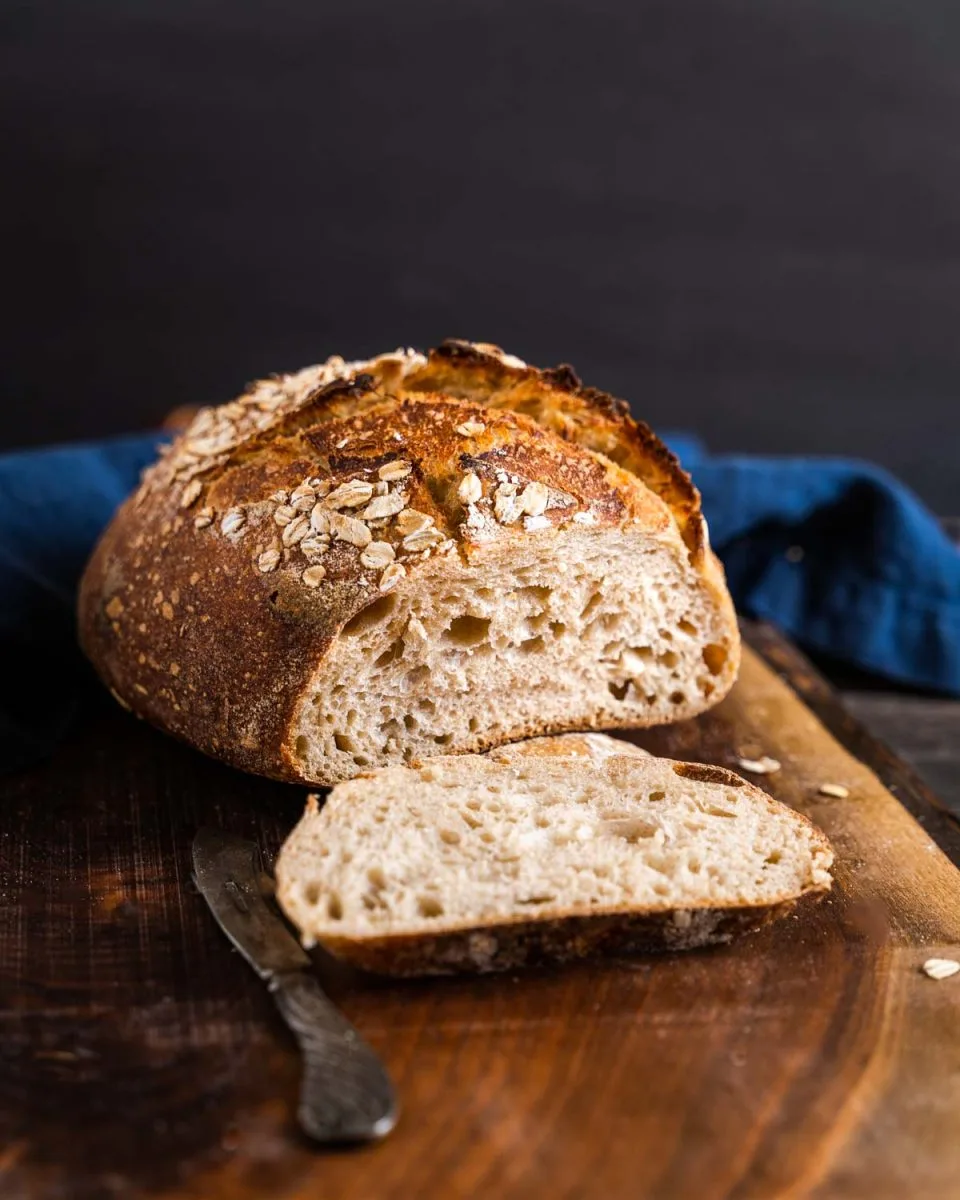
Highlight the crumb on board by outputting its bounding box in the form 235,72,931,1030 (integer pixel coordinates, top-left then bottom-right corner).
818,783,850,799
922,958,960,981
736,756,781,775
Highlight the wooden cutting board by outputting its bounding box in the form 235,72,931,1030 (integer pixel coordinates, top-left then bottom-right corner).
3,624,960,1200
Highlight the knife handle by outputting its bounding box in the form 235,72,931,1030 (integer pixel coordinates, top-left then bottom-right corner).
269,971,399,1144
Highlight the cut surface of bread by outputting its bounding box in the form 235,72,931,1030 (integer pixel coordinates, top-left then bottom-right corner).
292,519,734,782
276,734,834,975
79,341,739,787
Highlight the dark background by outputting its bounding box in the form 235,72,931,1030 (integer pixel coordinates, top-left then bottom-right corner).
4,0,960,510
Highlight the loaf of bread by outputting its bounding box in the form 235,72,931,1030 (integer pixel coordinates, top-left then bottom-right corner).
275,734,834,975
79,341,740,786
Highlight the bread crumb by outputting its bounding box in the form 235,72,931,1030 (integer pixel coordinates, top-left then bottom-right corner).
922,958,960,980
737,756,781,775
818,783,849,799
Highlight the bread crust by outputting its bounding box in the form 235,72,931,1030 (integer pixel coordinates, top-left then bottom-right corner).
78,344,739,784
312,900,803,977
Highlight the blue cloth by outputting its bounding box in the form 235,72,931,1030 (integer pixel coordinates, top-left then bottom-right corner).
2,430,958,773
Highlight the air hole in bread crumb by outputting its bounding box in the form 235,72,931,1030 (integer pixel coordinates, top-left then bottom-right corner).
304,884,320,906
480,831,495,844
346,708,359,727
334,733,358,754
608,680,630,701
439,828,461,845
461,810,483,830
519,635,546,655
327,893,343,920
404,714,418,732
433,733,454,745
468,717,479,732
367,866,386,888
764,851,782,865
373,639,405,670
443,614,492,646
702,643,727,675
517,894,556,906
678,619,698,636
580,592,603,621
648,791,666,802
660,650,679,669
520,584,552,605
294,735,309,759
669,691,686,704
659,629,673,642
417,895,444,918
549,621,567,638
419,698,437,714
604,818,659,843
352,754,371,767
342,593,398,636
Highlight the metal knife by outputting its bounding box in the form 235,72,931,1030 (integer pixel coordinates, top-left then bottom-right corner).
192,827,399,1144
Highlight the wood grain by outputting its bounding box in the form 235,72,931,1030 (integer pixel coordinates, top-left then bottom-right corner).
2,625,959,1200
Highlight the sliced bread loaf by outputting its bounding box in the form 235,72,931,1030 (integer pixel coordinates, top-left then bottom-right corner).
276,734,833,975
79,341,739,787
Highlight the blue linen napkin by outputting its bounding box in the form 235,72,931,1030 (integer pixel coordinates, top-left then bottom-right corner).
2,431,958,774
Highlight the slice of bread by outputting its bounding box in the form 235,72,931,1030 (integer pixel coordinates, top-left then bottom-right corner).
276,734,833,976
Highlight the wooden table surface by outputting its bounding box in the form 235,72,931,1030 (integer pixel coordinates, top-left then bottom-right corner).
3,623,960,1200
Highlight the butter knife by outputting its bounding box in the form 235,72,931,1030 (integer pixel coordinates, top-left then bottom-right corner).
192,827,398,1144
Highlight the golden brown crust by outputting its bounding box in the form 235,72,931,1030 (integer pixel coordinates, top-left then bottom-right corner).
78,343,737,784
406,340,706,560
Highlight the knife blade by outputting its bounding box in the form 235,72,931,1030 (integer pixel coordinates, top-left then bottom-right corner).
192,827,398,1144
